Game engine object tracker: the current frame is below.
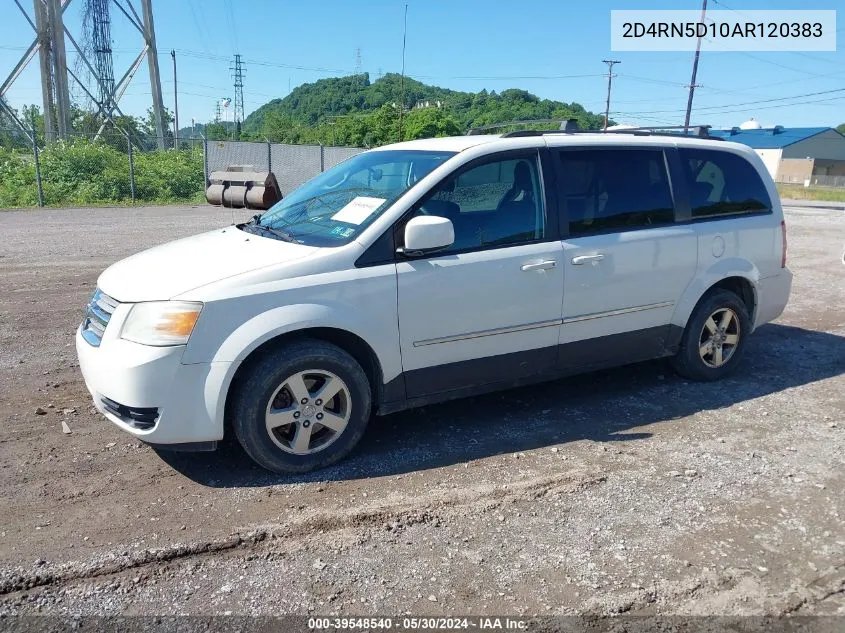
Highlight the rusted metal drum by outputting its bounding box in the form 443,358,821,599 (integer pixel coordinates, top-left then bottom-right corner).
206,165,282,210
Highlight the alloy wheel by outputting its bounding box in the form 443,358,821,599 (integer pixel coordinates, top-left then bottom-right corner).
698,307,741,368
264,370,351,455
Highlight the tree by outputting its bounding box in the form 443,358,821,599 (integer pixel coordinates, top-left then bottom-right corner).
70,106,145,151
20,104,44,141
242,73,606,143
0,102,33,149
837,123,845,135
403,107,462,140
139,106,174,149
204,121,231,142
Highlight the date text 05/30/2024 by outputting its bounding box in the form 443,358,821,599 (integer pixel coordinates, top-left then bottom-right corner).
308,617,529,630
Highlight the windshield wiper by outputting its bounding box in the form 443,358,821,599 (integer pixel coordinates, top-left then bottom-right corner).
241,215,298,243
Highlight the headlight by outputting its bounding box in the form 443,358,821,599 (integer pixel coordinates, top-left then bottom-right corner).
120,301,203,346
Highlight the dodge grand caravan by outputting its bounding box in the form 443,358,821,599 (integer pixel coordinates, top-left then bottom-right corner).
76,130,792,473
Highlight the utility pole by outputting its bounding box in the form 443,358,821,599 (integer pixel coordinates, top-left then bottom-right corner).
398,4,408,142
171,49,179,146
230,54,245,141
602,59,621,131
684,0,708,132
141,0,166,149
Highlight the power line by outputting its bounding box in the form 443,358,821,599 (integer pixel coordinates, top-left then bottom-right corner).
700,95,845,117
611,87,845,116
186,0,213,55
172,50,608,81
615,74,687,88
711,0,841,67
223,0,238,54
738,51,840,79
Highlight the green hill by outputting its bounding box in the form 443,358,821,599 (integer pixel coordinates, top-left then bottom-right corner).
241,73,606,147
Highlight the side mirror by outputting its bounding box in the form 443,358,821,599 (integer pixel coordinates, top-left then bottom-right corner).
400,216,454,256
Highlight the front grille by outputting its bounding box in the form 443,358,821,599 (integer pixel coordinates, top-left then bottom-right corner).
101,397,159,430
81,289,118,347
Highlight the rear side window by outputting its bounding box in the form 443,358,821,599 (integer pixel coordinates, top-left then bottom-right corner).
557,149,674,236
679,148,772,219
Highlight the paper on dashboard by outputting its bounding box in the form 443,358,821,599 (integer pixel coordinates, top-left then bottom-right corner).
331,196,386,225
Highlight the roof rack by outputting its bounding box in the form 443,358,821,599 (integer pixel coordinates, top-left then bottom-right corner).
498,124,722,140
467,119,724,141
467,119,581,135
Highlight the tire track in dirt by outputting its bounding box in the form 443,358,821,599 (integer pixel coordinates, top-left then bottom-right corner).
0,469,606,596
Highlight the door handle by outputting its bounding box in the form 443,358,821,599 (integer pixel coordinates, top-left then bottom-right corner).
521,260,557,272
571,254,605,265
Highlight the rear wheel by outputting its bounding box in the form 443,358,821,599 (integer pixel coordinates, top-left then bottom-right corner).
671,289,750,381
231,339,371,473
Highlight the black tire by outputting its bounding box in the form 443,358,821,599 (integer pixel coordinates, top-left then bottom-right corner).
230,338,371,473
670,289,751,382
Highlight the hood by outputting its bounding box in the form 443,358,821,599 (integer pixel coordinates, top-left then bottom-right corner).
98,227,318,302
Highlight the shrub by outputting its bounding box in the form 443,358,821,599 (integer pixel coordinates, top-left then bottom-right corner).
0,138,205,208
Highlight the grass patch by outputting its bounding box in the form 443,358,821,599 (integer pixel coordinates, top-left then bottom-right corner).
778,185,845,203
0,139,205,209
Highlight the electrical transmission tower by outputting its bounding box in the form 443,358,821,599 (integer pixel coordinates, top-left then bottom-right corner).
230,54,245,140
354,47,362,84
214,100,221,123
1,0,166,147
89,0,115,111
32,0,71,142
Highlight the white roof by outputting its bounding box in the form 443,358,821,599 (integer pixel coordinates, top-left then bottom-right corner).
373,135,500,153
370,132,758,156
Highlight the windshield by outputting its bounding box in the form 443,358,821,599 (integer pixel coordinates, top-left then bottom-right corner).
250,149,456,246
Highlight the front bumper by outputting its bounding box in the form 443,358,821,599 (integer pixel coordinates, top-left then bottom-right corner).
75,326,232,444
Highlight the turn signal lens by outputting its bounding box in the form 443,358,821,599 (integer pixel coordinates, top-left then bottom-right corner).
120,301,203,346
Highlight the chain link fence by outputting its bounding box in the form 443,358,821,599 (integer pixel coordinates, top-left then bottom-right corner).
0,130,364,208
208,141,365,195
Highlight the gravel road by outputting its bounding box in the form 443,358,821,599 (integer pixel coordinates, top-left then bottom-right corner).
0,204,843,618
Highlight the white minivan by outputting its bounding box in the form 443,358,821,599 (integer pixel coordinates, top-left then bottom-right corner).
76,130,792,473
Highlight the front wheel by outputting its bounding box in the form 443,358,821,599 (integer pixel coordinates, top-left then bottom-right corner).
230,339,371,473
670,289,750,382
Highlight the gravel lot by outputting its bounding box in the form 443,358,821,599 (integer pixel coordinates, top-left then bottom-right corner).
0,204,843,618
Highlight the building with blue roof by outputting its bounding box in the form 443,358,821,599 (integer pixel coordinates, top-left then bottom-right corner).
710,121,845,186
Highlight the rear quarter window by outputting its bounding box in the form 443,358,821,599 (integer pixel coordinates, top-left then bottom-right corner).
557,148,675,236
679,148,772,219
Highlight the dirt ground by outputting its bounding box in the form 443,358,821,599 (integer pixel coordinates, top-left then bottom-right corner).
0,204,842,618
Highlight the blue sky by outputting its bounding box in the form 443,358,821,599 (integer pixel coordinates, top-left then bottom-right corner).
1,0,842,130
